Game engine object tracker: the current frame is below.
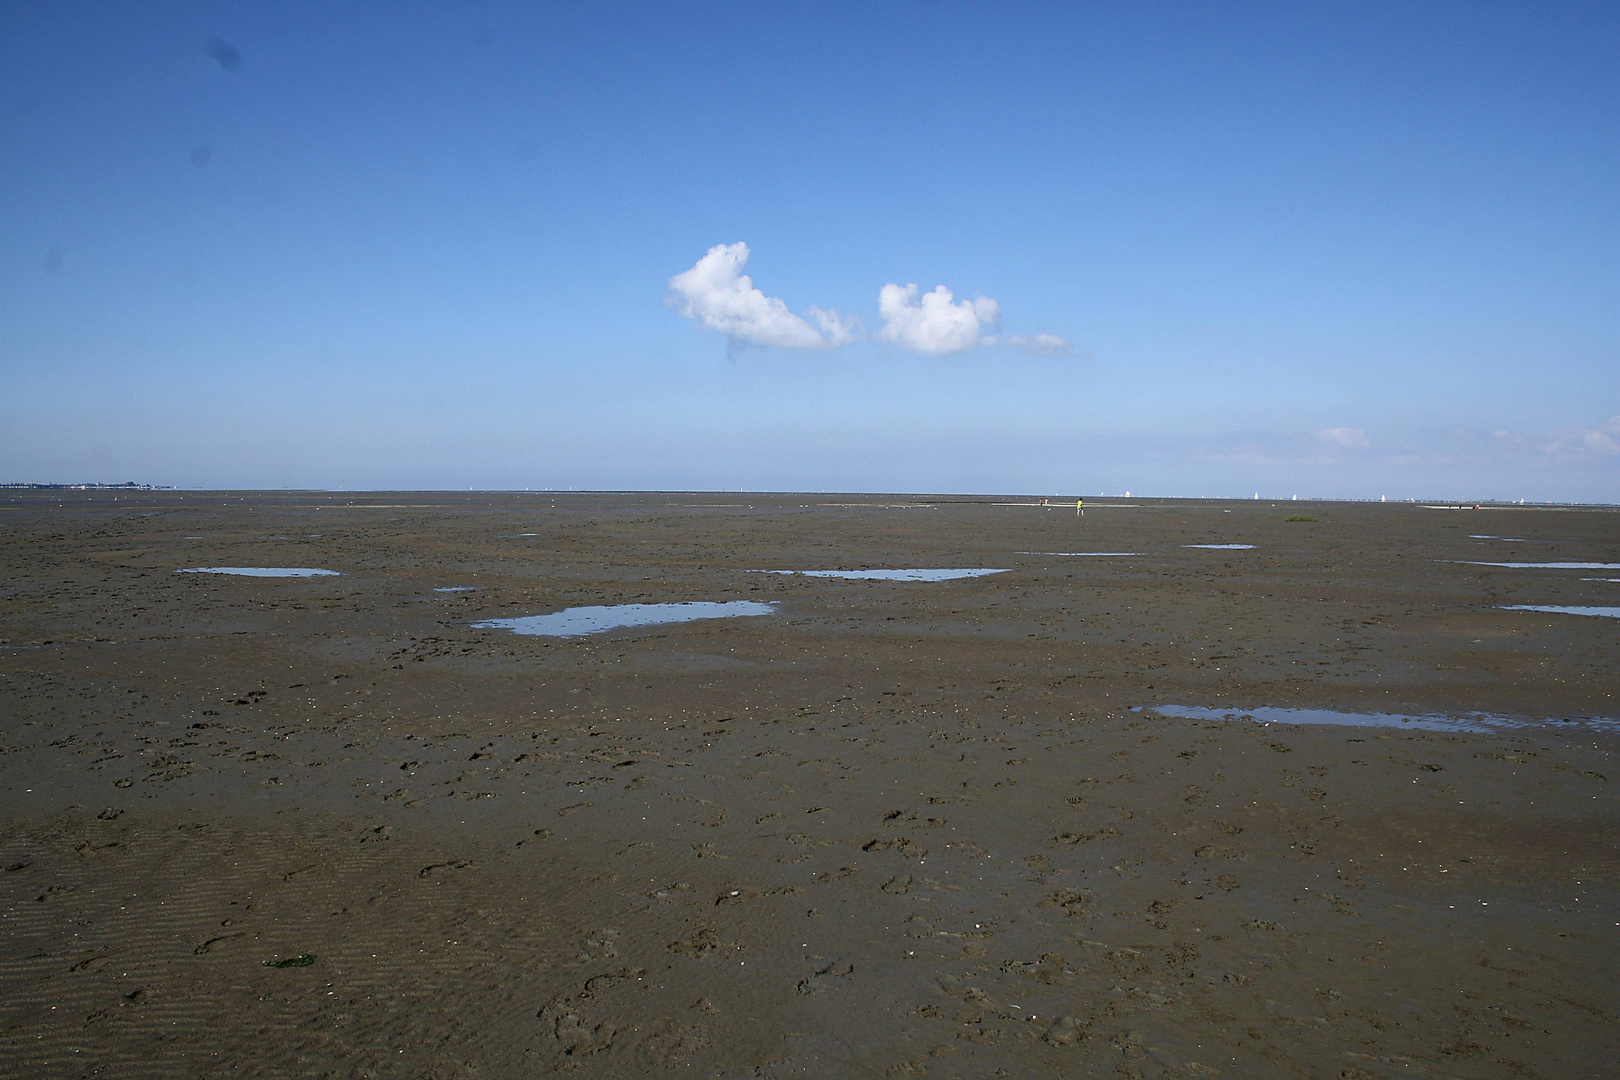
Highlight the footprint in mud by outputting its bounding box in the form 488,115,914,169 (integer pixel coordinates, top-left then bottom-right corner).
647,881,692,901
641,1017,712,1067
795,959,854,996
541,1005,615,1057
880,874,950,896
575,929,619,961
861,837,928,860
192,932,247,955
667,927,737,957
418,859,471,878
1043,1014,1091,1046
1193,843,1241,859
538,967,648,1057
1051,828,1119,845
1041,889,1090,917
1004,953,1069,985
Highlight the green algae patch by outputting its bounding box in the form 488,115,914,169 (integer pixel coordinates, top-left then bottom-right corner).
263,954,316,968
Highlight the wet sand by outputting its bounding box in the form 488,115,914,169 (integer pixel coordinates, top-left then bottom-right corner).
1,491,1616,1078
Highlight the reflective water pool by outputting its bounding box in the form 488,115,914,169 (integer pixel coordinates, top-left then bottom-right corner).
1501,605,1620,619
1460,562,1620,570
176,567,340,578
1137,703,1620,735
1184,544,1257,550
471,600,778,637
1018,551,1142,557
761,569,1010,581
433,586,479,592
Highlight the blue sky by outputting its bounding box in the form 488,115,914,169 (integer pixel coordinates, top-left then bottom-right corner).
2,1,1616,499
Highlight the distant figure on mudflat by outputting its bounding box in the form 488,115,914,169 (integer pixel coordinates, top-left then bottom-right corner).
1076,498,1084,517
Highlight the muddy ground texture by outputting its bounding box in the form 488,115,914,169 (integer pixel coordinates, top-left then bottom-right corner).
1,491,1616,1079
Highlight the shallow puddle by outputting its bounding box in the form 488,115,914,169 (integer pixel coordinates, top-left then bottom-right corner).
1137,703,1620,736
1469,535,1527,541
1460,561,1620,570
761,569,1010,581
433,586,479,593
471,600,777,637
1018,551,1142,557
176,567,340,578
1501,605,1620,619
1184,544,1257,550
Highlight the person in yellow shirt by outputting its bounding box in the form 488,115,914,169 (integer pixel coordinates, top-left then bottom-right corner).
1076,498,1084,517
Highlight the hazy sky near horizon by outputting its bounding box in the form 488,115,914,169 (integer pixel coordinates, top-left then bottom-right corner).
2,2,1617,499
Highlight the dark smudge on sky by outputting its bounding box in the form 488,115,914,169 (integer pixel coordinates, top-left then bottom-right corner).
205,36,240,72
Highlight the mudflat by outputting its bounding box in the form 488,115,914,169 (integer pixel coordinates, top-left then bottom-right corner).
1,491,1616,1079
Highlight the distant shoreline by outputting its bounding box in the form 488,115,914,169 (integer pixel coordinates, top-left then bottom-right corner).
0,482,172,491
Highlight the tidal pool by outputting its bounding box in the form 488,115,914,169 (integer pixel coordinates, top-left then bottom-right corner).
1501,605,1620,619
176,567,340,578
1459,562,1620,570
433,586,479,593
471,600,777,637
1137,703,1620,736
761,569,1010,581
1018,551,1142,557
1184,544,1257,550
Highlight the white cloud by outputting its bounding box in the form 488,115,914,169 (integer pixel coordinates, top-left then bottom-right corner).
1539,415,1620,457
669,243,1069,357
876,283,1000,354
1317,427,1371,450
1581,416,1620,455
668,242,851,350
1004,332,1074,355
807,305,858,348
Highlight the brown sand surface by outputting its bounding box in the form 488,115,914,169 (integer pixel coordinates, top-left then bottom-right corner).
1,490,1616,1078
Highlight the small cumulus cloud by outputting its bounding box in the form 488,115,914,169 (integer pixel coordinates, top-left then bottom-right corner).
668,242,854,350
1539,415,1620,457
1317,427,1371,450
877,283,999,355
1003,332,1074,355
1581,417,1620,455
669,243,1068,356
